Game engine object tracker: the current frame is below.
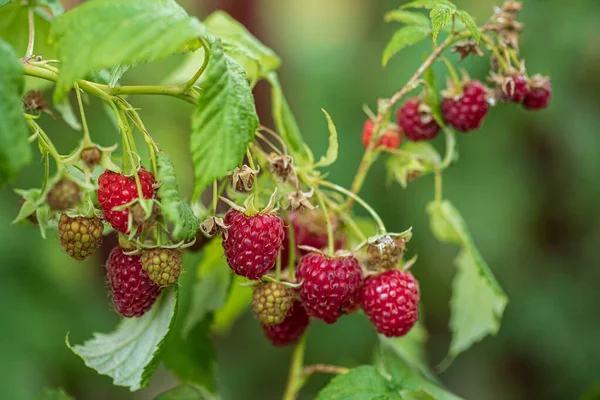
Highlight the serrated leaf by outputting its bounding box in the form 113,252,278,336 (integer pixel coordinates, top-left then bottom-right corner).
266,72,309,163
316,366,400,400
456,10,480,44
212,275,252,334
13,188,42,223
183,239,231,337
378,323,433,381
447,248,508,361
386,142,440,189
426,200,507,363
314,109,338,168
430,5,455,44
384,10,430,27
38,389,73,400
204,11,280,79
67,288,178,391
382,26,430,67
0,39,31,187
50,0,206,101
190,39,258,200
0,2,57,58
157,152,200,240
54,97,82,131
108,63,132,88
156,384,214,400
402,0,456,10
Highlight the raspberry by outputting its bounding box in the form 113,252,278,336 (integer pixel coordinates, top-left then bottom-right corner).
222,209,285,280
366,235,406,270
58,214,103,260
47,179,80,210
523,77,551,110
295,252,363,324
504,74,529,103
280,210,345,269
106,246,162,317
140,248,182,286
396,99,440,141
442,80,490,132
97,169,155,234
81,147,101,169
261,301,309,346
360,270,419,337
361,120,401,149
252,282,294,325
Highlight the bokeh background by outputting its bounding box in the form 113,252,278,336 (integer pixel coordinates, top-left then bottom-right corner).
1,0,599,399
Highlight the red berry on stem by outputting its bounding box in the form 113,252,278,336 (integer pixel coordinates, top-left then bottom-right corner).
504,74,530,103
222,209,285,280
442,80,490,132
396,99,440,141
106,246,162,318
360,270,419,337
261,301,310,346
361,120,402,149
97,169,155,234
523,78,551,110
296,252,363,324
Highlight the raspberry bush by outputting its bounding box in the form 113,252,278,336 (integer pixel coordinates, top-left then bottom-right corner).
0,0,552,398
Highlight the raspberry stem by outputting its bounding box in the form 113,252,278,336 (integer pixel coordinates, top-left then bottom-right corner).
179,37,211,94
315,190,335,255
25,7,34,58
282,334,306,400
74,83,92,147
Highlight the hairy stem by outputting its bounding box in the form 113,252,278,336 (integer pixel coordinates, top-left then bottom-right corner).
74,84,92,146
283,335,307,400
315,190,335,254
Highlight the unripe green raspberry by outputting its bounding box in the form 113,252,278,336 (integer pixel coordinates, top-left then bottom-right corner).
58,214,104,260
367,235,406,270
47,179,81,210
140,248,182,286
252,282,294,325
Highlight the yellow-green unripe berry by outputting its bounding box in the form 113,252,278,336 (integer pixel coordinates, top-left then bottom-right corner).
140,248,182,286
252,282,294,325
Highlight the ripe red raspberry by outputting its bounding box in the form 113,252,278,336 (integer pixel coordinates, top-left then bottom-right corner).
140,248,182,286
58,214,104,260
396,99,440,141
361,120,401,149
296,252,363,324
442,80,490,132
523,77,551,110
97,169,155,233
503,74,530,103
252,282,294,325
222,209,285,280
106,246,162,318
47,179,81,210
360,270,419,337
261,301,309,346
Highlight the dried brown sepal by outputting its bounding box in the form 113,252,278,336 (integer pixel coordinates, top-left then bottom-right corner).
231,165,259,192
81,147,101,169
490,1,523,50
131,202,160,229
452,40,484,62
200,216,228,238
23,91,52,116
268,153,294,182
287,188,315,212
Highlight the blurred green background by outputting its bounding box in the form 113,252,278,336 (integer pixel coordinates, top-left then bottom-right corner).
2,0,599,399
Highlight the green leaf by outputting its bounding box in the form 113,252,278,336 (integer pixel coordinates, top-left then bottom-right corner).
204,11,280,79
0,2,58,58
423,65,443,125
386,143,440,189
316,366,400,400
36,0,64,18
0,39,31,187
67,288,178,391
402,0,456,10
190,39,258,201
430,5,456,44
50,0,206,101
38,389,73,400
265,72,309,163
13,188,42,223
314,109,339,168
212,275,252,334
400,390,436,400
54,97,82,131
183,239,231,337
156,152,200,240
382,26,430,67
378,323,433,381
456,10,480,44
156,384,213,400
384,10,430,27
426,200,508,362
0,1,15,7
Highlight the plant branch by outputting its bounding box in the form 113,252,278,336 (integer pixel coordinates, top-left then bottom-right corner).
74,84,92,146
179,37,210,93
283,335,307,400
25,7,35,58
303,364,350,377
